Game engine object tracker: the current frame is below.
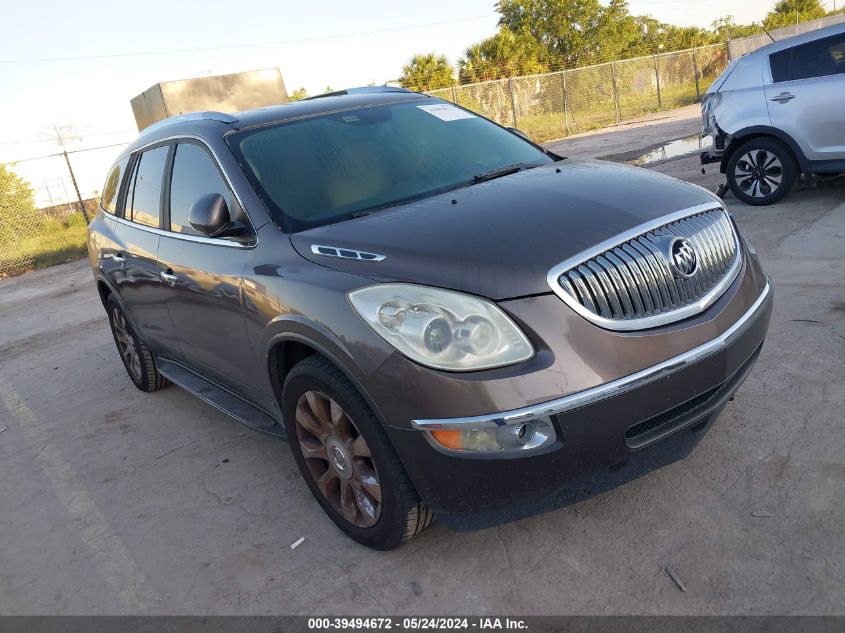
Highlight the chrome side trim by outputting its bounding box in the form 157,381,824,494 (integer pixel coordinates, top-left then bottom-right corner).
311,244,386,261
114,134,258,249
412,279,771,431
546,203,742,331
113,215,254,249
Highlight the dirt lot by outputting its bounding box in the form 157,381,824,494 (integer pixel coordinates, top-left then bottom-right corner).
2,108,844,615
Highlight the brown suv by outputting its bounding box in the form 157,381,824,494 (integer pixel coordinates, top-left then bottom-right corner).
88,87,772,549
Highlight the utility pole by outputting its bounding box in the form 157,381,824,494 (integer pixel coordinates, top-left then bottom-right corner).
48,124,89,223
62,150,88,223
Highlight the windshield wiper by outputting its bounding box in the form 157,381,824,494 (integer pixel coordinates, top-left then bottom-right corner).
471,162,535,184
310,162,542,230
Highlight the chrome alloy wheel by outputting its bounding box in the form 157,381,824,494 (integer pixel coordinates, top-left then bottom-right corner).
112,308,142,380
294,390,382,528
734,150,783,198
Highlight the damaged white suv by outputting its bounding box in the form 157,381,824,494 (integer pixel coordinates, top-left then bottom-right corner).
701,22,845,205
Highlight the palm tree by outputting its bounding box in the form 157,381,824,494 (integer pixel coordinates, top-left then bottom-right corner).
399,54,455,91
459,29,547,83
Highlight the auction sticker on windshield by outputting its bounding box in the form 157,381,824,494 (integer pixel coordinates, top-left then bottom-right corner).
417,104,476,121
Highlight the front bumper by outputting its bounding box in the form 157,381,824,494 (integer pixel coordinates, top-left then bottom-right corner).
700,131,728,166
700,150,721,165
381,279,772,529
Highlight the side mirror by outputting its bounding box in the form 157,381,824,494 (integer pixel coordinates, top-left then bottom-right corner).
508,127,531,142
188,193,232,237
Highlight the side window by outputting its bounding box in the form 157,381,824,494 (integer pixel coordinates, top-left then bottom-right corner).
126,145,169,228
168,143,236,236
100,156,129,214
123,158,139,219
773,33,845,82
769,50,790,83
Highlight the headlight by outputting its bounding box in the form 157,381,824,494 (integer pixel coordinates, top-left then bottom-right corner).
348,283,534,371
701,92,722,136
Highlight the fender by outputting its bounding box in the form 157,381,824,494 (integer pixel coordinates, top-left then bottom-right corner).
722,125,809,172
263,321,393,431
262,315,370,379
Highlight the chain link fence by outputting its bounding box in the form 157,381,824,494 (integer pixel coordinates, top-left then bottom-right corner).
428,43,730,142
729,13,845,59
429,13,845,142
1,156,100,278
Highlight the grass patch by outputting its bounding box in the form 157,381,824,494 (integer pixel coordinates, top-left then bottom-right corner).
0,212,89,277
511,79,712,144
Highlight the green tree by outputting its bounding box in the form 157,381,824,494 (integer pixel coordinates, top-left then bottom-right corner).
289,87,308,101
594,0,645,59
459,28,548,82
763,0,826,29
400,53,455,91
634,17,718,53
0,164,41,244
711,15,762,41
497,0,621,66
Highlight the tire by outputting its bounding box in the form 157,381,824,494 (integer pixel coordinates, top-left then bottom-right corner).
105,296,169,392
282,354,433,550
726,138,798,206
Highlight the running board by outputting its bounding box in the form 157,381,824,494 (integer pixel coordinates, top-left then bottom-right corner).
157,359,286,439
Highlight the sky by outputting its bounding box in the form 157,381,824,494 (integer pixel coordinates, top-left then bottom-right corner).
0,0,831,204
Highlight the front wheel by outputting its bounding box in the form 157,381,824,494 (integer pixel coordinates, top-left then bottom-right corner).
282,355,433,549
726,138,798,206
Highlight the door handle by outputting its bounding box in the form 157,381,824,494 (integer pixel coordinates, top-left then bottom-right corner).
160,270,178,287
770,92,795,103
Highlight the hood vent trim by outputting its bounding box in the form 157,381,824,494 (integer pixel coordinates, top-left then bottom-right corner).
310,244,386,262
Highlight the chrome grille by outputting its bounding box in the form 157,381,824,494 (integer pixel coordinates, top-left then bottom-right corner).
548,205,742,331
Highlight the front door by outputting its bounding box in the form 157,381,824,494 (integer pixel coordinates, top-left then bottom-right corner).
156,140,260,400
765,32,845,162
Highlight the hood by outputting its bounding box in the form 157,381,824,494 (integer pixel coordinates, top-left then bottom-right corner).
290,159,720,300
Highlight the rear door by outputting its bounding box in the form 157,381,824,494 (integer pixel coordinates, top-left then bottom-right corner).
110,144,177,353
766,32,845,161
93,156,129,283
156,140,260,400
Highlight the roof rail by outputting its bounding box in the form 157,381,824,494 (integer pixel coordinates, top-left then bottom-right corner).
304,86,414,100
141,110,238,134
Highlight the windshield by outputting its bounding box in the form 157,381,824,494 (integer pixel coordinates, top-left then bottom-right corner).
227,99,553,231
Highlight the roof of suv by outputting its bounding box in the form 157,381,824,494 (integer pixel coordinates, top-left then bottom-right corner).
743,21,845,58
125,88,431,154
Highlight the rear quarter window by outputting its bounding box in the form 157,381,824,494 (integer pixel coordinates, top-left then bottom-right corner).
100,156,129,214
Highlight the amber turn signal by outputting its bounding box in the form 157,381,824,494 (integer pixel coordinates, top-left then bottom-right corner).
430,430,463,449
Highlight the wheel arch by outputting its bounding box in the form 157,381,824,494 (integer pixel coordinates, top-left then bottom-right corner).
264,322,392,431
96,274,127,315
96,278,112,308
720,126,806,173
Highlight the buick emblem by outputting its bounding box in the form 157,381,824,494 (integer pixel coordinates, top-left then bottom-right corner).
669,237,698,278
